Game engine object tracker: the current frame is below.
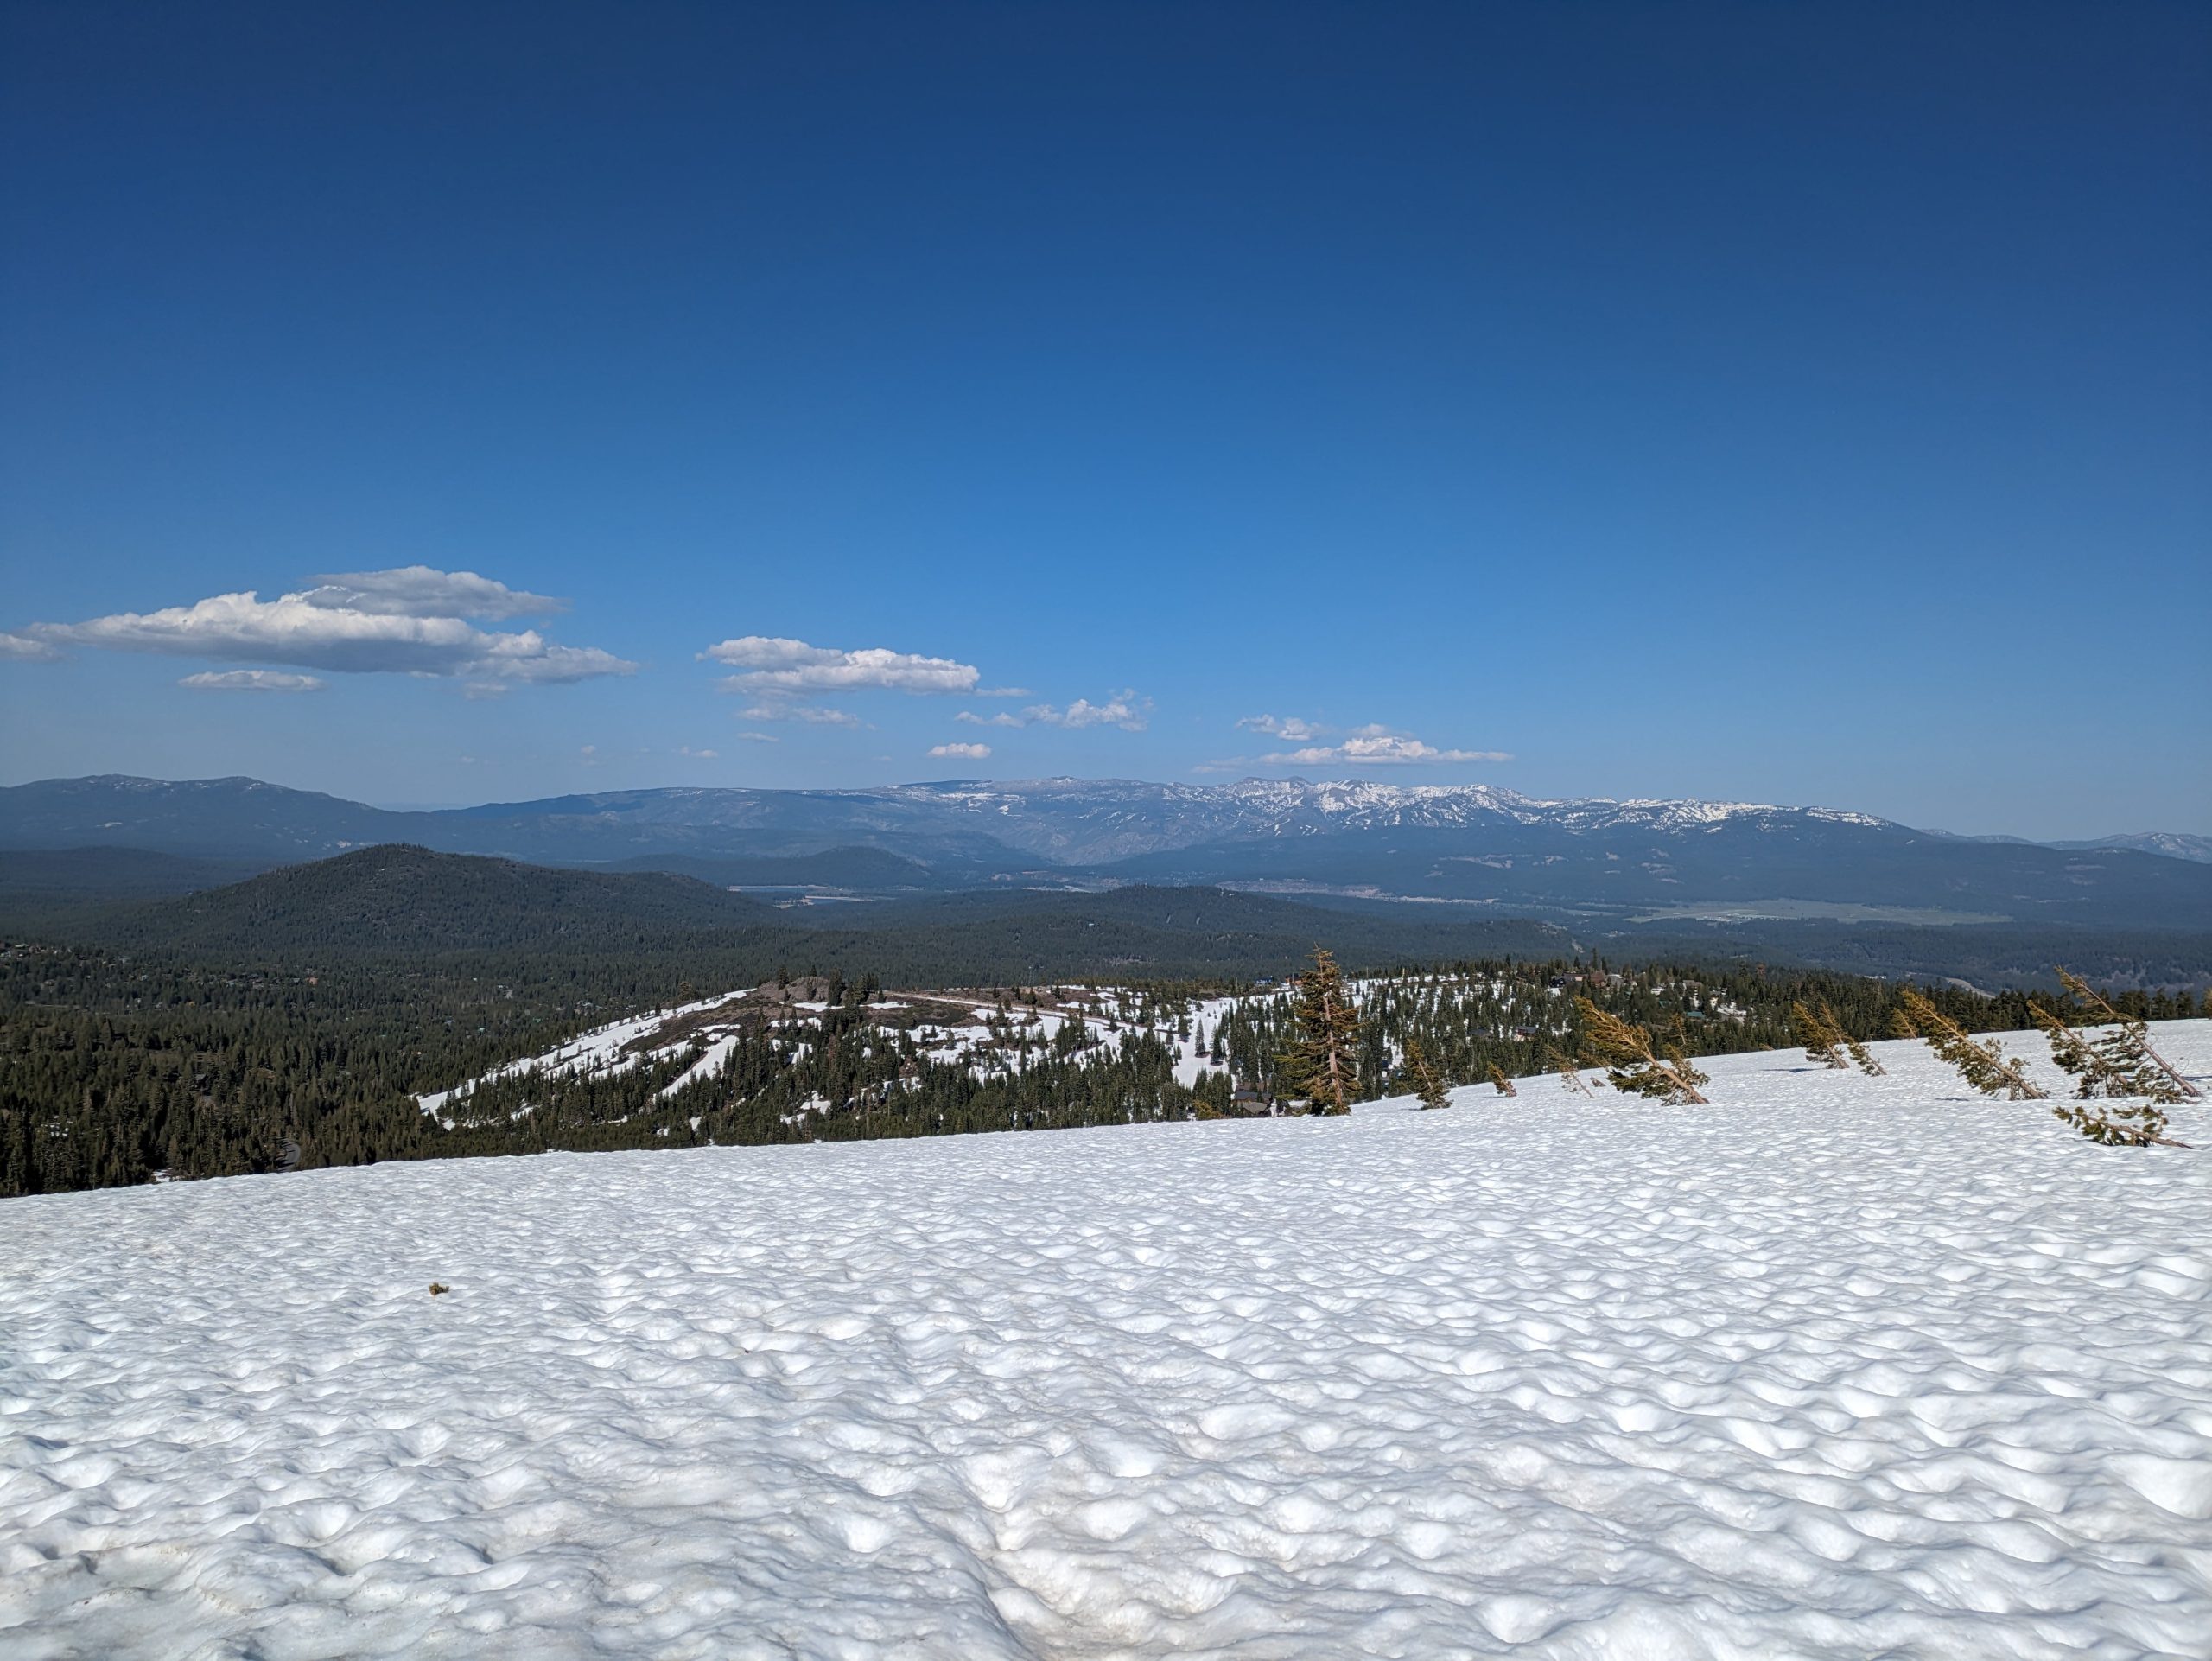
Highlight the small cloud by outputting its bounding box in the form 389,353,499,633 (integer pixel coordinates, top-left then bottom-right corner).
1237,713,1325,742
962,691,1153,732
737,703,861,727
179,669,327,693
702,635,982,695
0,631,62,661
929,741,992,760
1025,692,1150,732
677,745,720,760
461,682,509,701
734,731,779,744
975,686,1031,698
1256,723,1510,767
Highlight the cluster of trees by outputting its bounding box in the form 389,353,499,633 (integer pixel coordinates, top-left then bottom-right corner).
6,932,2205,1200
1241,951,2204,1140
1890,971,2200,1147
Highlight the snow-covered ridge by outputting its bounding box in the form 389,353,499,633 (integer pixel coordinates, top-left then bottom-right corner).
415,979,1247,1125
885,776,1904,850
7,1027,2209,1658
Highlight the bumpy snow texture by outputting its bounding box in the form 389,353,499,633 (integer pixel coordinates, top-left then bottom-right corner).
5,1028,2210,1659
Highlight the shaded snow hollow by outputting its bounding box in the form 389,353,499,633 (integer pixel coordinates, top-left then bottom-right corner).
5,1028,2211,1659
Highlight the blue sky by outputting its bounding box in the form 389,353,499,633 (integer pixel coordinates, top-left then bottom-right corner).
3,1,2205,836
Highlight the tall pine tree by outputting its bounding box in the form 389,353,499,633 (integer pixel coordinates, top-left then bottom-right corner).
1282,948,1363,1116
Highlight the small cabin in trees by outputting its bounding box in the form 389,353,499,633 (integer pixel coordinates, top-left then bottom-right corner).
1230,1082,1274,1117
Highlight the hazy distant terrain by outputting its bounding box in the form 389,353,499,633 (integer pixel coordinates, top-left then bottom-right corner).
5,774,2207,932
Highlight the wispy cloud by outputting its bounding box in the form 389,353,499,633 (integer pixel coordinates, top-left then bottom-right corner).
19,570,633,685
0,632,62,662
301,565,563,620
738,702,862,728
734,731,779,744
955,690,1151,732
677,744,720,759
179,669,326,693
929,741,992,760
1236,713,1325,743
1026,693,1150,731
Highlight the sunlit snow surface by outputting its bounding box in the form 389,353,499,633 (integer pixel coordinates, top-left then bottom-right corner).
6,1028,2211,1659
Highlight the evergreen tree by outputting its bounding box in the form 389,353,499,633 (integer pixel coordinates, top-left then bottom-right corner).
1281,947,1363,1116
2028,971,2191,1147
1573,998,1710,1104
1402,1036,1451,1111
1793,1000,1848,1069
1897,987,2048,1101
2049,968,2199,1102
1486,1062,1517,1098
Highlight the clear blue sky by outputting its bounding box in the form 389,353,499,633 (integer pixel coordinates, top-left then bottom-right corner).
3,1,2205,836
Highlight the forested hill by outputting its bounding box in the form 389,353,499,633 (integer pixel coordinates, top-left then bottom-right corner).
26,846,1580,982
94,845,784,956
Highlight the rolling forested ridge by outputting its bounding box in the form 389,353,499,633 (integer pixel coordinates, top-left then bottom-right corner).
3,843,2206,1198
0,865,2198,1199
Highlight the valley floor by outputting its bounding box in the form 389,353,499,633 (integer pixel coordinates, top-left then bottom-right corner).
4,1028,2210,1658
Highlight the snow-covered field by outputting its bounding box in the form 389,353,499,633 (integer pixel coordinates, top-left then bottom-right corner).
5,1027,2210,1659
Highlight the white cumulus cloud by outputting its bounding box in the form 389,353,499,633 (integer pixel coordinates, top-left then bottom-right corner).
1237,713,1325,742
22,571,633,686
179,670,327,693
929,741,992,760
1258,724,1511,767
703,636,982,695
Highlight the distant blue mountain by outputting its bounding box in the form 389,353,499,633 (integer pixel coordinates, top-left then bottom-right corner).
3,773,2206,930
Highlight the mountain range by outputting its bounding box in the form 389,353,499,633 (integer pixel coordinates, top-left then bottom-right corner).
3,773,2207,932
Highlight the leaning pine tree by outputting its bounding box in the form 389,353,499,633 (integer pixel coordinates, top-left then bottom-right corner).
1793,1000,1849,1069
1486,1062,1518,1098
1897,987,2047,1101
2048,968,2199,1104
2027,969,2192,1148
1572,997,1710,1104
1282,947,1363,1116
1796,996,1885,1075
1402,1037,1452,1111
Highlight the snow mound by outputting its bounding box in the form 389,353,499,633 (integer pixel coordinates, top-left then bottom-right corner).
5,1028,2210,1658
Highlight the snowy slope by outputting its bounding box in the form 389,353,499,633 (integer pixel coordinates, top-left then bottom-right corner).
5,1028,2211,1660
